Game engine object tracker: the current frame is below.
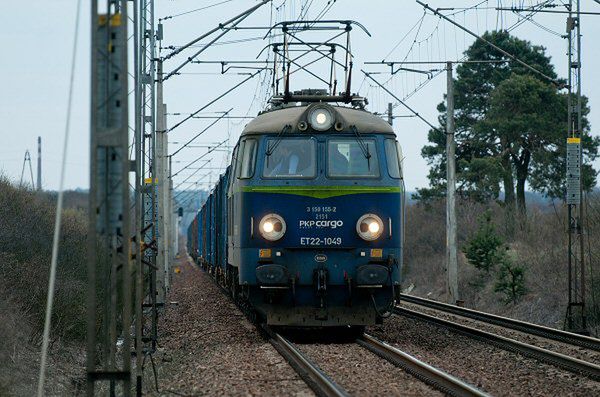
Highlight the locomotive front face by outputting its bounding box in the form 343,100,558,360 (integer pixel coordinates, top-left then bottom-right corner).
230,105,404,327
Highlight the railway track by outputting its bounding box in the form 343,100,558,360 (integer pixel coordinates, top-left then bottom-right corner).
400,293,600,351
261,324,486,397
358,333,488,397
394,305,600,381
260,324,349,397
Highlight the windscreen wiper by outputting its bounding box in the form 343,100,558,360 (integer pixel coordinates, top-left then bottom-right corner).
265,124,292,167
350,125,371,169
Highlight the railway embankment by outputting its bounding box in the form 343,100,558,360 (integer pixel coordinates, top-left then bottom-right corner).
0,178,86,396
400,299,600,364
296,341,442,396
403,197,600,334
145,255,313,396
368,314,600,396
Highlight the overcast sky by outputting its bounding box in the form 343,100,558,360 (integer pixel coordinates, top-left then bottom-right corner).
1,0,599,193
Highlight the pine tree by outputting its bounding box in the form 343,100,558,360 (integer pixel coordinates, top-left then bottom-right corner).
463,211,504,273
494,252,526,305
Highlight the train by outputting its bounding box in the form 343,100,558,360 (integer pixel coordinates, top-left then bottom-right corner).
187,90,405,331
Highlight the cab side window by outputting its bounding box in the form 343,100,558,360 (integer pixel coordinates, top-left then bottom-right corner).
227,145,239,237
235,141,245,178
240,139,257,179
385,138,402,179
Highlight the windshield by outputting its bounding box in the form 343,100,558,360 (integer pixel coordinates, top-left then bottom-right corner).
263,138,316,178
328,139,379,177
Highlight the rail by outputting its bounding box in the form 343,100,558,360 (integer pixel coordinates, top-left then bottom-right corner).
394,306,600,381
261,325,349,397
400,294,600,351
358,334,489,397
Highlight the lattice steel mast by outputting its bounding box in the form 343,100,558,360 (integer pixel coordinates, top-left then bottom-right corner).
87,0,132,395
565,0,587,333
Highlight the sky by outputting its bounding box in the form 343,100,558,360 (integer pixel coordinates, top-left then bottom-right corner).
1,0,599,193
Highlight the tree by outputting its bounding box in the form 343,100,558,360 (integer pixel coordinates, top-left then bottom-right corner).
418,31,599,217
494,253,526,305
484,74,575,217
463,211,504,273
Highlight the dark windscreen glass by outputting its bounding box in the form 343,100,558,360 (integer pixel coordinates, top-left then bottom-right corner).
328,139,379,177
263,138,316,178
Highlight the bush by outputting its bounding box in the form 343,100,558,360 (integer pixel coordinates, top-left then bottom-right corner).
463,210,504,273
0,177,88,343
494,252,527,305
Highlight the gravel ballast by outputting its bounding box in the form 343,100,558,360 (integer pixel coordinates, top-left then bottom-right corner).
145,256,313,396
402,301,600,364
142,252,600,396
298,342,443,396
368,314,600,396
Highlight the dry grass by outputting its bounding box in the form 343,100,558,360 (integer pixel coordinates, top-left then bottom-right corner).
0,177,87,396
403,196,600,334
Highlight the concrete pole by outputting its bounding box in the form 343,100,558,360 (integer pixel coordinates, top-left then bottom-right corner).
163,105,170,293
156,60,167,303
446,62,459,304
175,213,180,256
169,158,175,259
169,155,174,259
37,137,42,190
132,0,144,392
164,150,172,292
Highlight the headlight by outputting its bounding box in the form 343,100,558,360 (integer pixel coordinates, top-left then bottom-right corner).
259,213,286,241
356,214,384,241
308,107,334,131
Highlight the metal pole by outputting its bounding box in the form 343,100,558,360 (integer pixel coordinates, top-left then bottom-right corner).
446,62,459,305
387,102,393,126
87,1,131,394
140,0,159,351
576,0,586,333
565,0,587,333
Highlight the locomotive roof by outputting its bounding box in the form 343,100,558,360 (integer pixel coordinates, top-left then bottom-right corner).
241,105,394,136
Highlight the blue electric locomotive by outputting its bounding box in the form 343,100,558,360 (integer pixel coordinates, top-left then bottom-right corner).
187,94,404,329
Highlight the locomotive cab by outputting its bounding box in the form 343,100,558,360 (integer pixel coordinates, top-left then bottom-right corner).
226,101,405,327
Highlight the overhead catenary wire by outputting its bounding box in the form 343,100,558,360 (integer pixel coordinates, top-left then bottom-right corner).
161,0,236,21
37,0,82,396
171,140,228,178
368,0,553,107
362,70,441,133
163,0,272,80
415,0,562,87
174,166,212,192
502,0,556,33
370,0,551,109
169,108,233,158
163,0,270,60
168,68,266,133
